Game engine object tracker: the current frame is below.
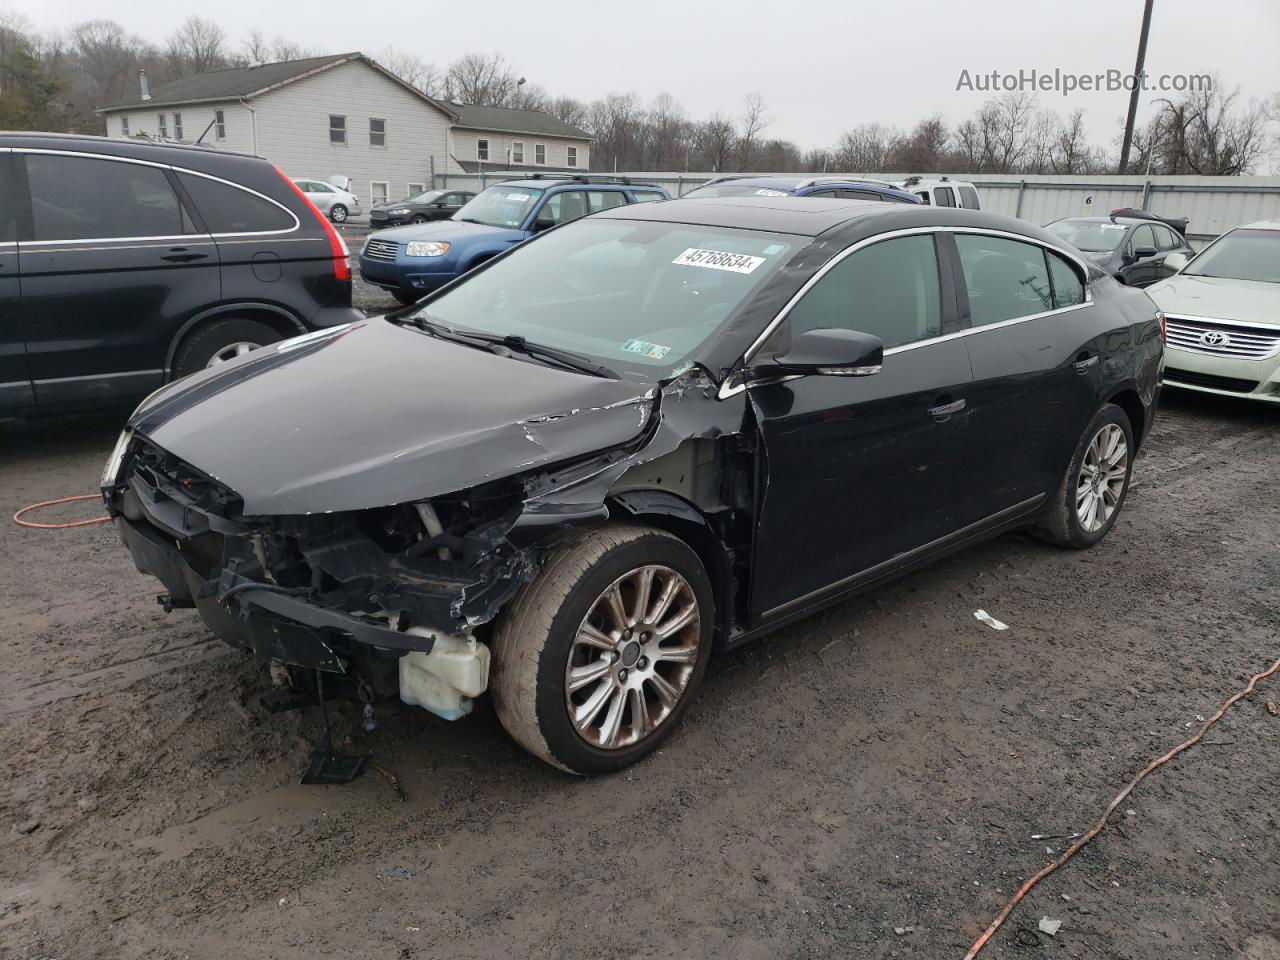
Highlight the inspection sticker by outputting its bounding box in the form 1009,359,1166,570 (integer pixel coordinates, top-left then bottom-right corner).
672,248,766,274
622,339,671,360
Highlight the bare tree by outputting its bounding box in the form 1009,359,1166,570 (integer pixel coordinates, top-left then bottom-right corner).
890,116,949,172
443,52,522,106
693,114,736,171
548,95,589,129
735,93,769,169
1050,109,1096,174
166,17,226,76
377,47,442,98
831,123,899,172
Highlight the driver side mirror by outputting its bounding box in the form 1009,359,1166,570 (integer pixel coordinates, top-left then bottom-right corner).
760,328,884,378
532,217,557,233
1132,245,1158,260
1163,251,1189,272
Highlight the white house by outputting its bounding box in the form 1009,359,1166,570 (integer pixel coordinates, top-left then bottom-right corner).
98,53,593,207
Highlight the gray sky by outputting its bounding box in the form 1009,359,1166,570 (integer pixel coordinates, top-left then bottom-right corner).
17,0,1280,152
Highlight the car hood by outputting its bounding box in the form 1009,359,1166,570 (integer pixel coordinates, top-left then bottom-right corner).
128,320,655,516
364,219,525,245
1146,274,1280,327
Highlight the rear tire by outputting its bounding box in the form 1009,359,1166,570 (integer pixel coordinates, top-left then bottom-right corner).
491,525,714,775
329,203,348,223
171,318,282,380
1033,404,1134,549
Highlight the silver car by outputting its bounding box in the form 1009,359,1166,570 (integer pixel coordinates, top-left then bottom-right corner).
293,177,362,223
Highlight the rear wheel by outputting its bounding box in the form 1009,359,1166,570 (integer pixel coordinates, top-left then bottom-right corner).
172,318,282,380
491,525,714,775
329,203,348,223
1033,404,1134,549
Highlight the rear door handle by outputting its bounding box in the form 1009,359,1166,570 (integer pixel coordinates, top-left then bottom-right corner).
162,247,209,263
928,398,966,421
1073,354,1099,373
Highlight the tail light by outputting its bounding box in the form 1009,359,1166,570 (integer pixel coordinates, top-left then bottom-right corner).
274,167,352,282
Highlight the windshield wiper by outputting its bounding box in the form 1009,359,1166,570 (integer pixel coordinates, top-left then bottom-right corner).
457,217,486,225
464,332,618,379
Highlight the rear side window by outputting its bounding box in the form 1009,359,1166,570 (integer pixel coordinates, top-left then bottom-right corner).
630,191,664,203
1047,251,1085,308
838,189,885,201
587,190,627,211
786,234,942,349
1155,225,1180,251
955,234,1053,325
958,185,981,209
177,172,296,234
539,190,590,225
935,186,957,207
25,153,189,241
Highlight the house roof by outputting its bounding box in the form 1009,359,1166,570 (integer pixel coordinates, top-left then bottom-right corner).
448,102,592,142
98,53,458,120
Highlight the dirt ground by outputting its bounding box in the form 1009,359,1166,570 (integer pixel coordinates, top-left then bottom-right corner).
2,388,1278,960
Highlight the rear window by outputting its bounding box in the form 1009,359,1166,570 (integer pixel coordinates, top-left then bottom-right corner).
26,153,191,241
177,172,296,234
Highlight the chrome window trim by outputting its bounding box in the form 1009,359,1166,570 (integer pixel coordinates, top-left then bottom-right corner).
13,147,301,243
718,226,1095,400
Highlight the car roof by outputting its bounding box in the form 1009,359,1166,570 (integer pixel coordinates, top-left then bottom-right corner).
495,178,641,191
0,130,259,161
1240,220,1280,231
1052,216,1142,226
599,195,1062,243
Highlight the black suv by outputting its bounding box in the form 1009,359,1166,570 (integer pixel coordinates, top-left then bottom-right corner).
0,133,361,415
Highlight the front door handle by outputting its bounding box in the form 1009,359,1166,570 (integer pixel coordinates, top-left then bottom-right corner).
162,247,209,263
1073,354,1099,373
928,398,966,421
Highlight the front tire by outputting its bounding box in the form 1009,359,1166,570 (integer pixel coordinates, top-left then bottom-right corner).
171,318,282,380
1033,404,1134,548
329,203,348,223
491,525,714,775
410,214,429,224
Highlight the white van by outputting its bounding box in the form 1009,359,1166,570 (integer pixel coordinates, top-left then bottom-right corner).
898,176,981,210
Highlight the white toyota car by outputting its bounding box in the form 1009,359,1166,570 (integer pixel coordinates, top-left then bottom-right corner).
1147,220,1280,404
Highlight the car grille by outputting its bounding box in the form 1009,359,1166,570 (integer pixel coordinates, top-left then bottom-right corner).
1165,316,1280,360
363,238,399,262
1165,368,1260,393
370,210,389,222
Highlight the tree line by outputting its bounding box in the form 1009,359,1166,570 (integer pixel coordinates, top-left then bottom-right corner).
1,14,1274,175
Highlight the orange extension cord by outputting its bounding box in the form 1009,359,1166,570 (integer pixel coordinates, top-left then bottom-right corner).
12,493,112,529
964,654,1280,958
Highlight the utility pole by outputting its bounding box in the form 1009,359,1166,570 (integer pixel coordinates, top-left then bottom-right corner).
1118,0,1155,174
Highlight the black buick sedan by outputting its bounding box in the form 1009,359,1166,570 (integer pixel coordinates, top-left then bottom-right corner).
104,197,1163,775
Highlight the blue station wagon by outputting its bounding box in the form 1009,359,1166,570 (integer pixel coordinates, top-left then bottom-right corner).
360,175,670,304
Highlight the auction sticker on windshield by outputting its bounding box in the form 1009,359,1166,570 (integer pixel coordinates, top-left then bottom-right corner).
754,188,789,197
506,193,531,201
622,339,671,360
672,248,766,274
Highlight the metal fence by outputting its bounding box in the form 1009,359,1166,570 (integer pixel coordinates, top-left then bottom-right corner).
431,170,1280,247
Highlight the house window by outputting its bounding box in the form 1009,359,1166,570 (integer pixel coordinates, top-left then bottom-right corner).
173,113,183,140
407,182,425,197
477,139,489,162
370,181,389,206
567,146,577,168
512,141,524,164
157,114,167,138
329,115,347,145
370,118,386,148
120,116,130,136
535,143,546,165
215,110,226,140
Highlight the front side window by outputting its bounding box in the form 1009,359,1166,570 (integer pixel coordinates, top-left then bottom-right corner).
329,115,346,145
414,218,796,377
567,146,578,167
177,172,295,234
26,154,188,241
915,192,930,204
783,234,941,349
955,234,1053,325
535,143,546,165
958,185,981,209
157,114,167,138
1183,228,1280,283
173,113,183,140
1155,225,1180,251
1129,224,1158,256
370,181,389,206
838,189,884,201
512,142,524,164
455,185,544,228
370,118,386,147
215,109,226,140
935,186,956,207
477,138,489,161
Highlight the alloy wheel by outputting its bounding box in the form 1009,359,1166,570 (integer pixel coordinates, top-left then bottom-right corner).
565,564,701,750
1076,423,1128,533
206,341,262,368
330,204,347,223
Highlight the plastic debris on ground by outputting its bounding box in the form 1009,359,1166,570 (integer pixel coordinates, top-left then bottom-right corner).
973,609,1009,631
1038,917,1063,936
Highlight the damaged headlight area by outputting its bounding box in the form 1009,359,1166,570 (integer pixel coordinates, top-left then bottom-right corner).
107,439,544,721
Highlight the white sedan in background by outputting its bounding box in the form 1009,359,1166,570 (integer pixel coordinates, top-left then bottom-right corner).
293,177,362,223
1147,220,1280,404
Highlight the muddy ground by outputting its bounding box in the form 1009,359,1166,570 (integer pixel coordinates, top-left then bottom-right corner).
2,389,1278,960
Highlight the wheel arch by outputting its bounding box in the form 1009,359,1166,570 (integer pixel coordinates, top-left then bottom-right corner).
606,490,736,647
1105,385,1148,448
164,303,305,377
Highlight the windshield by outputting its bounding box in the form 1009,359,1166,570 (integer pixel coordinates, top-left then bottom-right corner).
1046,220,1129,253
1184,228,1280,283
404,190,444,204
408,218,797,378
683,182,796,199
453,186,544,228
